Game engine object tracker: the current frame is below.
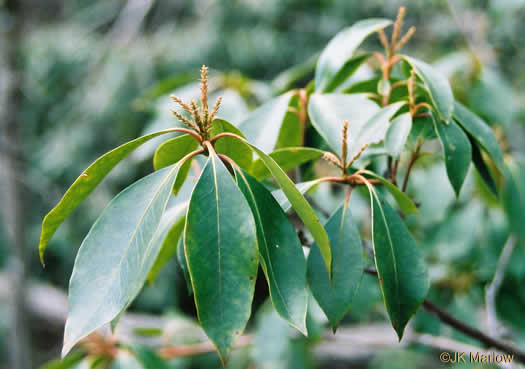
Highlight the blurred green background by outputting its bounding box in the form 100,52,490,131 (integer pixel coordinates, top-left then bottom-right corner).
0,0,524,368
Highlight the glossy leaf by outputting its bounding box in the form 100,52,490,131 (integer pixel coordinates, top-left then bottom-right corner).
251,147,323,180
385,113,412,157
235,170,308,333
153,134,198,170
184,152,258,362
434,118,472,196
365,185,429,339
246,143,331,273
324,54,370,93
308,93,380,155
403,56,454,123
147,203,187,283
307,203,364,332
315,18,392,92
359,170,418,215
210,119,253,171
272,179,323,213
63,164,180,356
39,129,179,264
453,102,504,172
238,92,294,152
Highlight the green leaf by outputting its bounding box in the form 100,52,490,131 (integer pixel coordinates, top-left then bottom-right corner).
39,129,180,264
402,56,454,123
235,170,308,333
307,203,364,332
275,93,303,149
210,118,253,171
434,118,472,196
385,113,412,158
184,152,258,363
133,346,171,369
324,54,370,93
247,143,331,273
251,148,323,180
238,92,294,152
147,203,187,283
153,134,199,170
502,160,525,238
453,102,504,172
176,237,193,294
471,139,498,196
359,170,418,215
62,164,180,356
272,180,323,213
315,18,392,92
365,185,429,339
109,351,145,369
308,93,380,155
40,350,85,369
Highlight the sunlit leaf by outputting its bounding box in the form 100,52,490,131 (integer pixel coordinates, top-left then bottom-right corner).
153,134,199,170
315,19,392,92
210,119,253,171
323,54,370,93
63,164,180,356
251,148,323,180
385,113,412,158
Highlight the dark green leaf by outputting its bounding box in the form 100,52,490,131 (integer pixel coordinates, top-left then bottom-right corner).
402,56,454,123
324,54,370,93
366,186,429,339
250,148,323,180
153,134,199,170
238,92,294,152
307,203,364,332
453,102,504,172
385,113,412,158
235,170,308,333
210,119,253,171
63,164,180,356
433,119,472,196
502,160,525,238
39,129,180,264
147,204,187,283
471,139,498,196
315,19,392,92
184,152,258,362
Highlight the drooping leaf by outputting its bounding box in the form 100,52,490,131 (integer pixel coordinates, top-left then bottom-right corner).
235,170,308,333
147,203,187,283
250,148,323,180
184,152,258,362
453,102,504,172
39,129,180,264
308,93,380,155
153,134,199,170
246,143,331,273
323,54,370,93
272,179,323,213
365,185,429,339
307,203,364,332
402,56,454,123
315,18,392,92
238,92,294,152
62,164,180,356
502,160,525,238
210,119,253,171
471,139,499,196
433,118,472,196
385,113,412,158
359,170,418,214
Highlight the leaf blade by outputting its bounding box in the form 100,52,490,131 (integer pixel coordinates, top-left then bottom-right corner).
250,147,323,180
385,113,413,158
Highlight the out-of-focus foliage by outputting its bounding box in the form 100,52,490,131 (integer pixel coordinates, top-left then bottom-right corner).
1,0,524,368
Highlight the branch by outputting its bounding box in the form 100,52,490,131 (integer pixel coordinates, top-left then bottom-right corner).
364,267,525,363
486,235,516,338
